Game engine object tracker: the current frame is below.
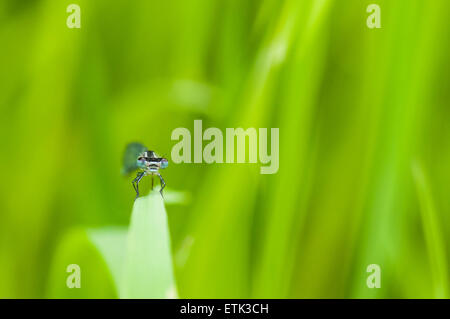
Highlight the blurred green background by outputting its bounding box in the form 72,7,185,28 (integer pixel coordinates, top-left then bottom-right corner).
1,0,450,298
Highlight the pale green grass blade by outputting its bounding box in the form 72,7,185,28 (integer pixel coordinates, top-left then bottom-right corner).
120,191,176,298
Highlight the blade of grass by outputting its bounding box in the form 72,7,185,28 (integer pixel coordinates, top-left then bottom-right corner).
120,191,177,298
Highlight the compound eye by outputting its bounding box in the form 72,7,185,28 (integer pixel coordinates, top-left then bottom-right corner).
137,157,146,167
161,158,169,169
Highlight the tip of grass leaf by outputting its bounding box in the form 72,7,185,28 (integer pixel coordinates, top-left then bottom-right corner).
120,190,177,298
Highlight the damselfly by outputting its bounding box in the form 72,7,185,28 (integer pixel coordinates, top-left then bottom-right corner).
122,142,168,199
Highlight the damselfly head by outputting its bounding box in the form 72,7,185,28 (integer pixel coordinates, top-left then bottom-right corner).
125,143,168,199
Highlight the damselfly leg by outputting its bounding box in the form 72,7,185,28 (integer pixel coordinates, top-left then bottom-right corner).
132,171,145,200
157,173,166,197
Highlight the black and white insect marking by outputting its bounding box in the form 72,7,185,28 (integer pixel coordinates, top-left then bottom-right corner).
122,143,169,199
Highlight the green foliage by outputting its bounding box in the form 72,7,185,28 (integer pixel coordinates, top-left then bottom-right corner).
1,0,450,298
47,192,175,298
412,161,449,298
46,229,118,298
